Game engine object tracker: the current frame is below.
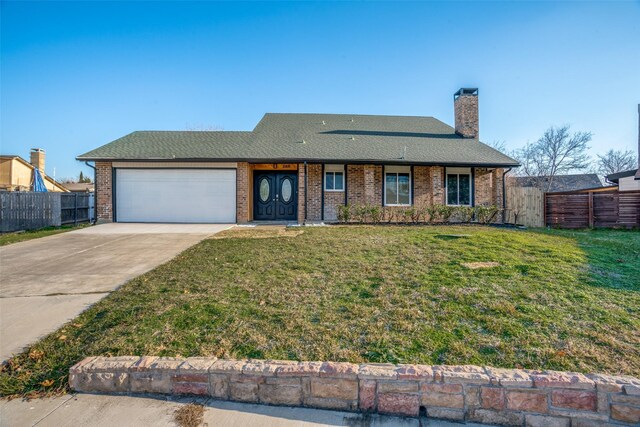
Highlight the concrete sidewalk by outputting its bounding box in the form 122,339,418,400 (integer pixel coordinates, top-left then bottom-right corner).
0,394,491,426
0,223,231,361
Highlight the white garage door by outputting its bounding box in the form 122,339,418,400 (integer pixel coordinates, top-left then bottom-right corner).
115,169,236,223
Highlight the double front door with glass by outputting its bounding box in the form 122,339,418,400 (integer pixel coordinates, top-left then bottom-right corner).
254,172,298,221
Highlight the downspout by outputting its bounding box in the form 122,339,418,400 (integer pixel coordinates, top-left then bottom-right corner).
304,161,308,224
502,167,512,224
85,161,96,223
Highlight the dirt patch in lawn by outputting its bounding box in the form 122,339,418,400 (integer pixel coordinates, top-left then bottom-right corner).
174,403,204,427
462,262,501,269
211,226,304,240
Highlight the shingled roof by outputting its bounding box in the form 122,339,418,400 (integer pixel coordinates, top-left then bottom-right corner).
510,174,604,192
77,113,519,167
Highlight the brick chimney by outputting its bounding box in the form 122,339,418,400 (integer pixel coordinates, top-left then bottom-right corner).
30,148,45,173
454,88,479,139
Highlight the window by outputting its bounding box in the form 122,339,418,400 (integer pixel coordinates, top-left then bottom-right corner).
325,171,344,191
384,169,411,206
446,168,472,206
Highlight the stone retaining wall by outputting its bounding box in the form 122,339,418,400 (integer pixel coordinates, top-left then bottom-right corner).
69,357,640,426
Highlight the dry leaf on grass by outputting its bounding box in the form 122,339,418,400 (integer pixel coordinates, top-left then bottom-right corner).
28,349,44,361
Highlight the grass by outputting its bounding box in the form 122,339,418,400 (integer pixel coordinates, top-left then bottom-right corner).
0,224,89,246
1,225,639,397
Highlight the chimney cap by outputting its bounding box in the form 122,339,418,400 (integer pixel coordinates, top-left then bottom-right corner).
454,88,478,100
31,148,45,153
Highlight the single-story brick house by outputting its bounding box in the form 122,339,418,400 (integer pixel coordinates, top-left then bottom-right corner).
78,88,519,224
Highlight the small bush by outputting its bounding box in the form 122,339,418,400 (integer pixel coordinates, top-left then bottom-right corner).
337,205,352,223
475,205,499,224
457,206,475,223
435,205,455,223
369,206,383,224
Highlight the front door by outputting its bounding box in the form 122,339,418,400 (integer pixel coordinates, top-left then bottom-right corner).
254,172,297,221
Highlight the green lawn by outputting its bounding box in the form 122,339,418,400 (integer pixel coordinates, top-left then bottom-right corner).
0,224,89,246
1,226,639,397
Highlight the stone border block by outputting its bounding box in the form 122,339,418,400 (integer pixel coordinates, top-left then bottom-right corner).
319,361,358,379
395,364,433,381
358,363,398,380
434,365,490,384
531,371,595,390
67,356,640,426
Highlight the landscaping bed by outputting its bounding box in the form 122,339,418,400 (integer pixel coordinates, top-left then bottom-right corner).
1,226,638,397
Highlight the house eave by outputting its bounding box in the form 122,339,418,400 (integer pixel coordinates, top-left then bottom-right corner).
77,156,520,168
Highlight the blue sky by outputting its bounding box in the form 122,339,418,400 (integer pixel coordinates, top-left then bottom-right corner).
2,1,639,180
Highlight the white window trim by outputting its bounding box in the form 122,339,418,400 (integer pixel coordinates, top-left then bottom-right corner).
445,168,472,206
324,170,345,192
384,169,412,206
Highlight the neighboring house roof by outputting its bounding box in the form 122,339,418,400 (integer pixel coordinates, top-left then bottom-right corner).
77,113,520,167
606,168,639,183
0,155,69,192
509,174,604,192
64,182,94,192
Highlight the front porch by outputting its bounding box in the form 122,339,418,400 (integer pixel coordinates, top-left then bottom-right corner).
236,163,505,224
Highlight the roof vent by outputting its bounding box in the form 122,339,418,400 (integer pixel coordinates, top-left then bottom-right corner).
322,120,326,125
299,139,306,144
350,136,355,140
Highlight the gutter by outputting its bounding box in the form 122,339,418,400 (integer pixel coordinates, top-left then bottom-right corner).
75,157,520,169
502,168,512,224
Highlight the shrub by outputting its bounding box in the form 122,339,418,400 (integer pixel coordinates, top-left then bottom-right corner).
369,205,383,224
457,206,475,223
337,205,352,223
435,204,455,223
425,205,439,224
354,205,369,223
475,205,499,224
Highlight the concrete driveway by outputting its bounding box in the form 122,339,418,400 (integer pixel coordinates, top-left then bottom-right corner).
0,223,231,361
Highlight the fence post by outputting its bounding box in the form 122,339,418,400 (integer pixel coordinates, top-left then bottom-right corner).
74,193,78,225
543,192,547,227
588,191,594,228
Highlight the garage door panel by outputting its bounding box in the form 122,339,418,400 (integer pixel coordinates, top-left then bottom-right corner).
116,169,236,223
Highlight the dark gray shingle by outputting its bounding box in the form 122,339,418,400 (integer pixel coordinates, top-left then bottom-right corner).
77,113,519,167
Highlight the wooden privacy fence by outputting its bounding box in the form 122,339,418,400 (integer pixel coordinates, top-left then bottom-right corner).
505,186,544,227
545,189,640,229
0,192,93,233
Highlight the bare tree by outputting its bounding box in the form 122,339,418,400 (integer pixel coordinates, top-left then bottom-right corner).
597,149,636,178
486,140,507,152
512,125,591,192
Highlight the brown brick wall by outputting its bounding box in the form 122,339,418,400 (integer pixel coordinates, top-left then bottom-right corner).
346,165,382,206
474,168,493,206
236,162,250,223
306,164,323,221
297,163,306,223
431,166,445,205
454,93,479,139
96,162,113,222
346,165,364,205
413,166,431,206
473,167,504,208
324,192,345,221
